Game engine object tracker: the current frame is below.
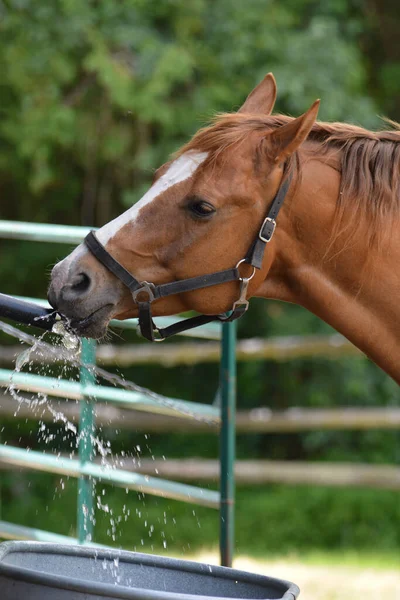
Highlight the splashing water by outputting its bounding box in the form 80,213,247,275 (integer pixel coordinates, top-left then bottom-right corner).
1,318,209,555
4,323,135,550
14,327,49,373
51,320,80,351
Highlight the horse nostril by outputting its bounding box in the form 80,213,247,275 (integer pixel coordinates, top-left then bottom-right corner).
70,272,91,295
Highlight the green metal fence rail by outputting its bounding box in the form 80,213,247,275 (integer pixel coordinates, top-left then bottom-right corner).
0,220,236,566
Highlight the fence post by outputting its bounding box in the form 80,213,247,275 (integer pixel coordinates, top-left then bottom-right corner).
77,338,96,543
219,321,236,567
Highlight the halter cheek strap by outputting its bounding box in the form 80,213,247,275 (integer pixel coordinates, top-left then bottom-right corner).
245,176,291,269
84,173,292,341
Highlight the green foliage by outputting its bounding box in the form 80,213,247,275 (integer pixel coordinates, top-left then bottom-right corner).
0,0,380,228
2,473,400,555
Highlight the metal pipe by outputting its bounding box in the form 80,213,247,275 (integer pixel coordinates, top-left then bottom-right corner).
219,321,236,567
0,520,104,547
77,340,96,543
0,445,220,508
0,293,58,331
0,220,90,244
0,368,220,421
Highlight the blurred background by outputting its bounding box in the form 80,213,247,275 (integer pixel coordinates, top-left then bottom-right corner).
0,1,400,597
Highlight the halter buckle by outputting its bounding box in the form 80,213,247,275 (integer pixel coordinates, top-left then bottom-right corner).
259,217,276,243
132,282,156,304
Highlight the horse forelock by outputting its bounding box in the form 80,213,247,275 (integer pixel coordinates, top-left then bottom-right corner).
177,112,400,250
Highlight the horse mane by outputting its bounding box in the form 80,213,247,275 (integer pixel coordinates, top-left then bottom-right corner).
179,113,400,249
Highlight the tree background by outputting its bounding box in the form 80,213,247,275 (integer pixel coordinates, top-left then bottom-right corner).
1,0,400,554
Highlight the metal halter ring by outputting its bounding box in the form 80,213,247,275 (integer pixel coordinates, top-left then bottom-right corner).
235,259,256,282
135,323,165,342
152,328,166,343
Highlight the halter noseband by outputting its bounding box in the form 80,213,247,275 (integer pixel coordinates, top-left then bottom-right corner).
84,174,291,341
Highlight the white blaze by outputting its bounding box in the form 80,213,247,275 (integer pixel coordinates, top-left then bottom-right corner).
96,151,208,245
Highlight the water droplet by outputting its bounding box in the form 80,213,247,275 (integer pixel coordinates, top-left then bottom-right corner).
15,347,33,371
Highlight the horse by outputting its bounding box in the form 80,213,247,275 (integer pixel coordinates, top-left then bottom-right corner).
48,73,400,384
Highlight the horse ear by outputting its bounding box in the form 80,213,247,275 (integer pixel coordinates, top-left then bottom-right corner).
238,73,277,115
268,100,320,163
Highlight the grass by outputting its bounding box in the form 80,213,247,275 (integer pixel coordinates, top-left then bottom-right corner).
275,549,400,569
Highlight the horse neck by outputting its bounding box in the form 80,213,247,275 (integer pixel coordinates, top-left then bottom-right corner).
257,149,400,384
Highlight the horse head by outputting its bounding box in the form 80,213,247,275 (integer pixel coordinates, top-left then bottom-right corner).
48,74,319,338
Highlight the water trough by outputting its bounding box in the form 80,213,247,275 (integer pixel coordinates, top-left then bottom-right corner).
0,542,299,600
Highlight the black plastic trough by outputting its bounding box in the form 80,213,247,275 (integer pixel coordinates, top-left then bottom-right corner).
0,541,299,600
0,293,58,331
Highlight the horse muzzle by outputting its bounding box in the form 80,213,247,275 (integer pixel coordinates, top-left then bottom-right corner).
47,246,122,338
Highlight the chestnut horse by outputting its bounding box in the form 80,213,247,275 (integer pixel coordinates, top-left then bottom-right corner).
48,74,400,384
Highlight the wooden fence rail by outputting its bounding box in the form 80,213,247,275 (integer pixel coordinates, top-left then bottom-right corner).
1,394,400,432
1,456,399,490
0,333,361,368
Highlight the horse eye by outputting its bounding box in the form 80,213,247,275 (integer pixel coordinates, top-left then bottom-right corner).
188,199,216,218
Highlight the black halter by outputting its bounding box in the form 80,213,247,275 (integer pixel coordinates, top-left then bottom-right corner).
84,175,291,341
